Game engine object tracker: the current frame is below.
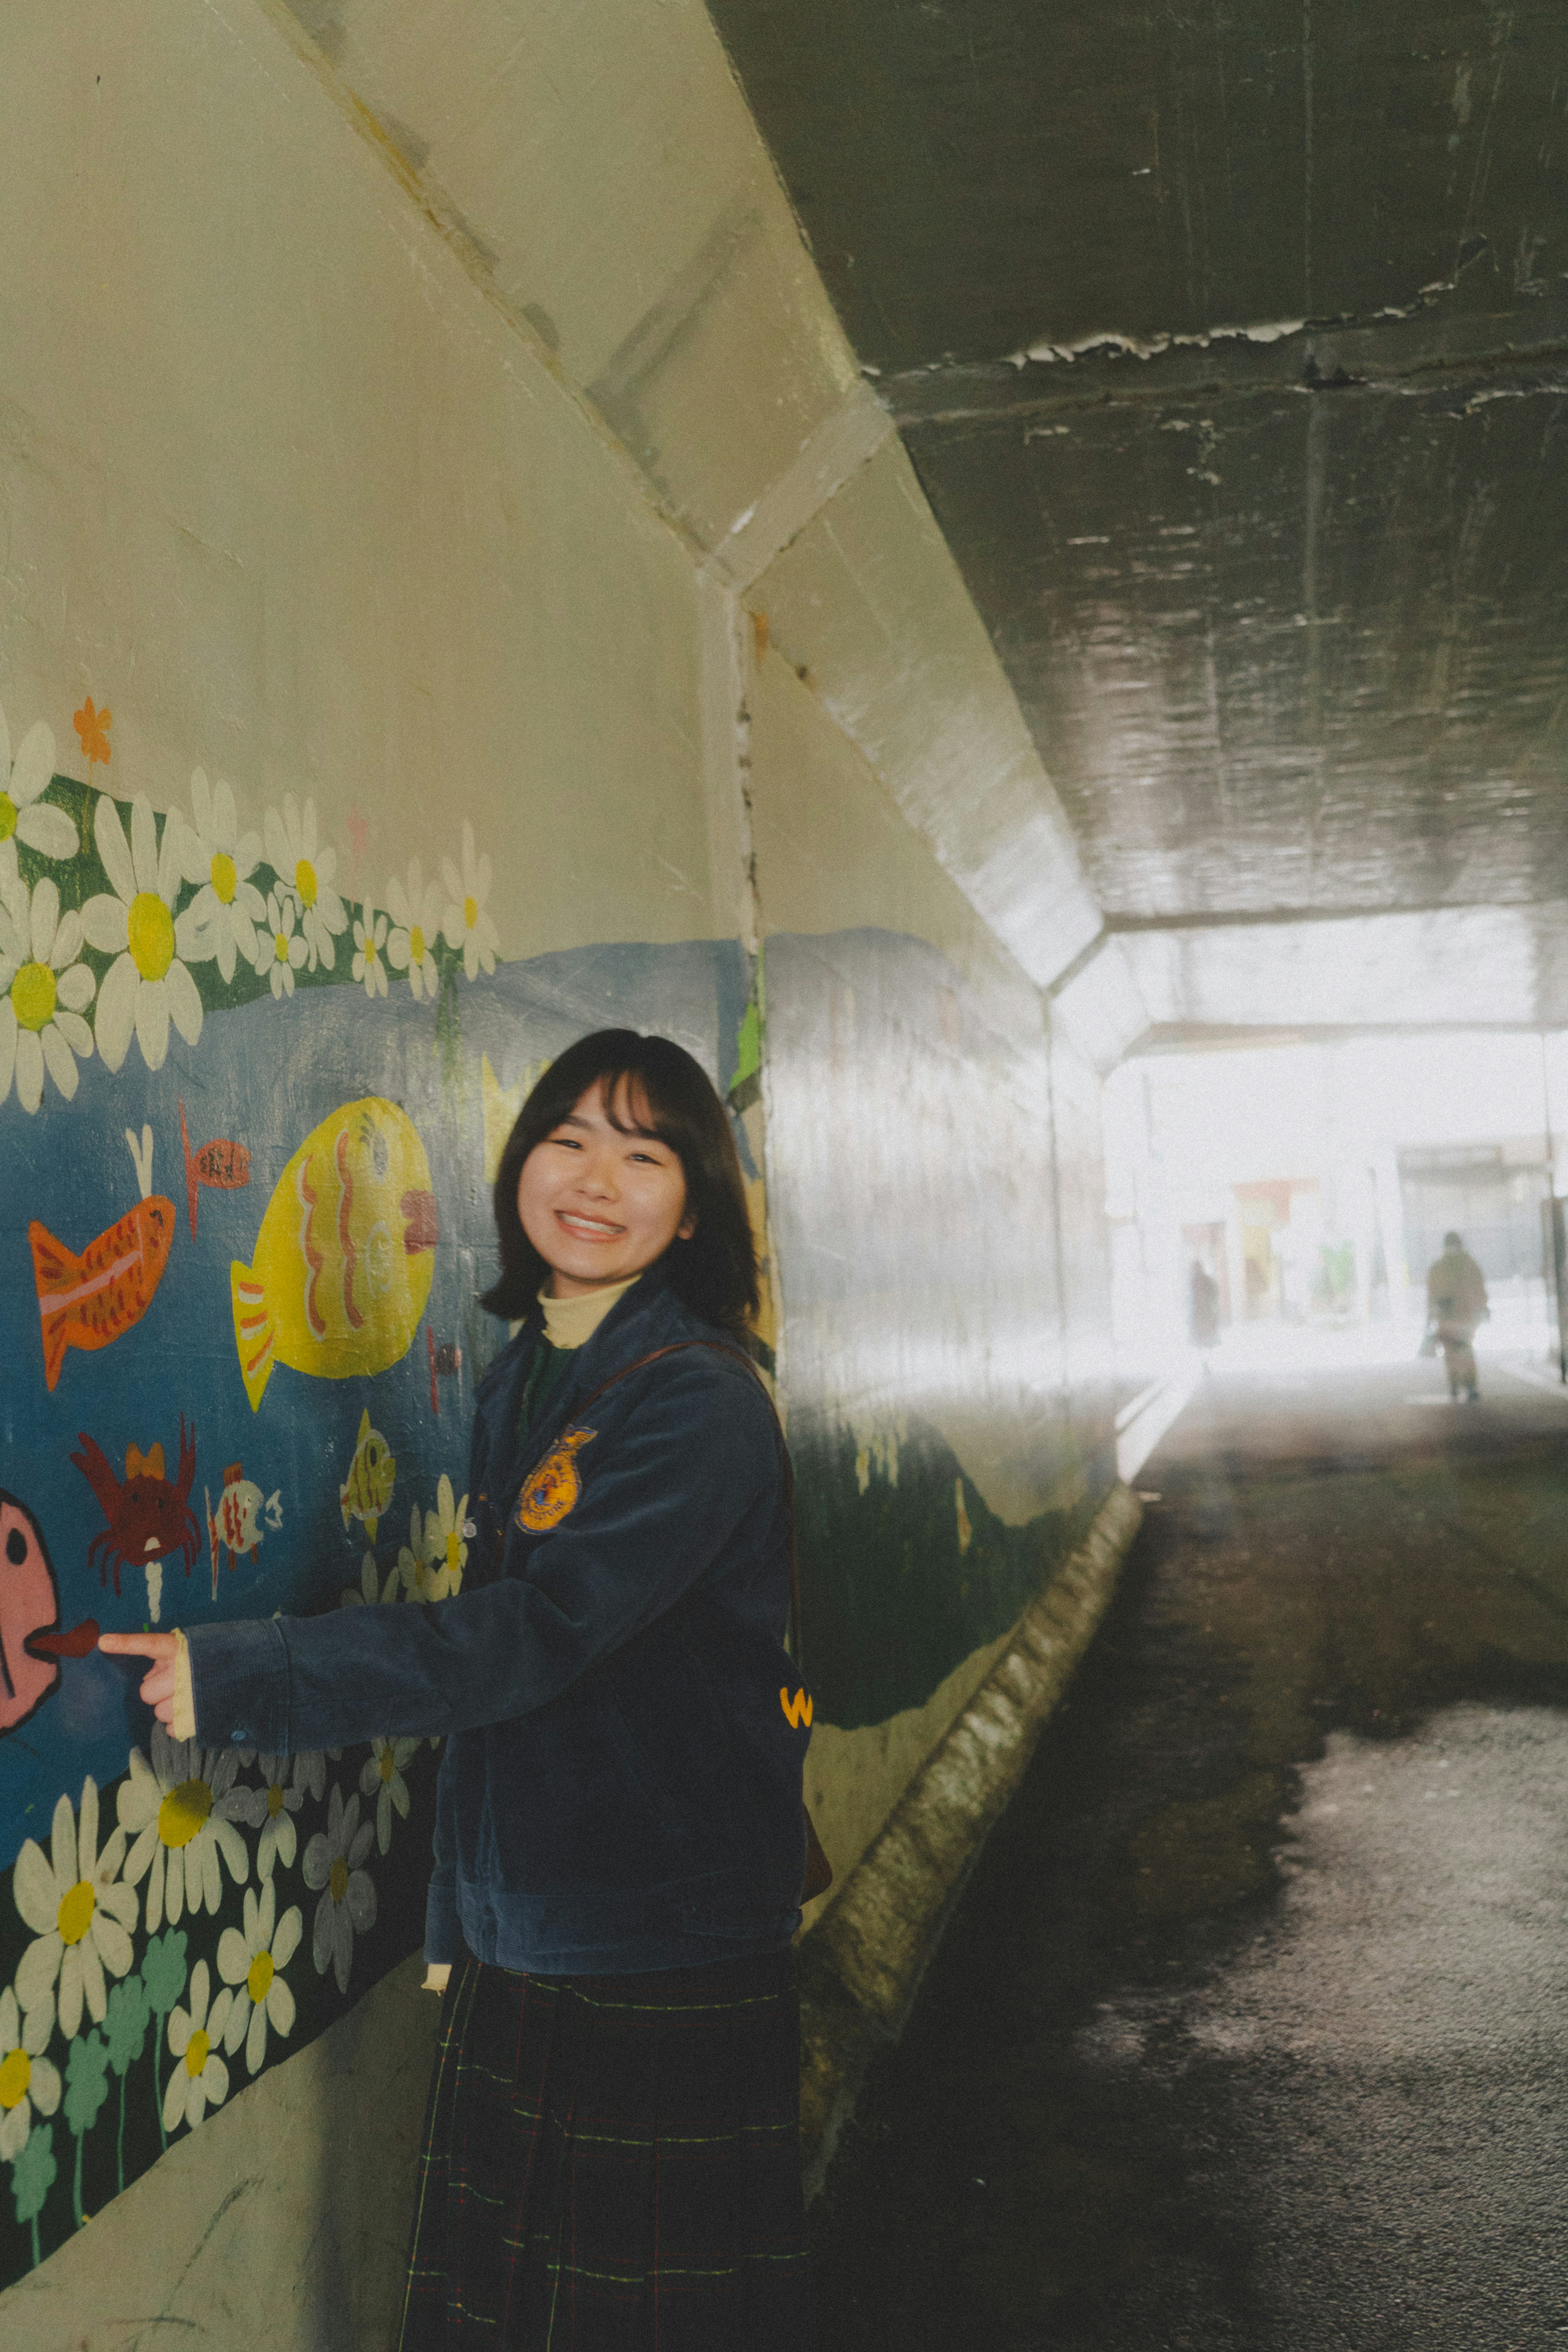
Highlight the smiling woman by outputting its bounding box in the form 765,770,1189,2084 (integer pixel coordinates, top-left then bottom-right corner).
103,1030,817,2349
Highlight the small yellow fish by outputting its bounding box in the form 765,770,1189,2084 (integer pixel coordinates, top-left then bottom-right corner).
230,1096,439,1411
339,1407,396,1544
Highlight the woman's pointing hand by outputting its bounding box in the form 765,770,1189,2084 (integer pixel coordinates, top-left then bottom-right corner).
98,1630,179,1725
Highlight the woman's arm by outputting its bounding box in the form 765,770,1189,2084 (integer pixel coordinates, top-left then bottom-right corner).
156,1356,781,1757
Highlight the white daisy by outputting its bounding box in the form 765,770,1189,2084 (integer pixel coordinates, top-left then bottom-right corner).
352,909,389,999
0,876,96,1112
168,769,265,983
256,889,308,1000
12,1780,137,2040
397,1503,435,1602
216,1879,301,2077
117,1728,252,1934
421,1476,470,1601
341,1551,403,1610
303,1785,376,1996
80,794,206,1072
359,1739,418,1857
291,1749,339,1805
0,1984,62,2164
0,698,76,898
163,1960,232,2134
441,821,499,982
385,860,442,999
262,794,347,972
250,1754,306,1882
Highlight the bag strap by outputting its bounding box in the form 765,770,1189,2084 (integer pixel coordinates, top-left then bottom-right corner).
550,1338,804,1669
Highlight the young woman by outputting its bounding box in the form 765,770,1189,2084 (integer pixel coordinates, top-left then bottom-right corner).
103,1029,817,2350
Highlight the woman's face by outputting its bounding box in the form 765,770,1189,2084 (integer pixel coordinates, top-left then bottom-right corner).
517,1077,695,1298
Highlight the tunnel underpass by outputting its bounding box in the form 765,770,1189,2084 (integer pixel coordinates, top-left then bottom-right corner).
811,1353,1568,2350
7,3,1568,2344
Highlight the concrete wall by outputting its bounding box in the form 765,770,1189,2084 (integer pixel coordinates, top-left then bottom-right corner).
0,0,1117,2337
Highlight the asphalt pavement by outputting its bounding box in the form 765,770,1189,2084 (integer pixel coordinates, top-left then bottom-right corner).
811,1352,1568,2351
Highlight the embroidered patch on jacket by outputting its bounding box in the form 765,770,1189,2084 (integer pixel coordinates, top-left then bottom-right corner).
515,1427,597,1531
780,1685,813,1730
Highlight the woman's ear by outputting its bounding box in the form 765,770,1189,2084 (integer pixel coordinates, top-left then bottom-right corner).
677,1211,697,1242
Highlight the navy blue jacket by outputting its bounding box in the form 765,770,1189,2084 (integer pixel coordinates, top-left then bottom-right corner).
185,1275,812,1972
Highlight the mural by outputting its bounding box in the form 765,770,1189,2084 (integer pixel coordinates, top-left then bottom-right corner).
0,682,1114,2291
0,693,753,2287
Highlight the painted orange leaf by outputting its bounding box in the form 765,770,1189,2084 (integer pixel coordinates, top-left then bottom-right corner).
73,696,112,769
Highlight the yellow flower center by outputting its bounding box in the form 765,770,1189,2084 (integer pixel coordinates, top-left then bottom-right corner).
0,791,16,843
364,931,379,966
128,891,175,982
184,2028,209,2080
445,1532,461,1573
0,2049,30,2109
379,1749,396,1785
57,1880,96,1946
463,894,478,931
210,849,237,905
329,1856,349,1906
247,1950,275,2005
11,961,56,1034
158,1778,213,1850
409,924,425,963
295,858,318,910
267,1783,285,1819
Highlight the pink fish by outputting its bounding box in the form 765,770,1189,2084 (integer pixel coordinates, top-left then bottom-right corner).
0,1491,95,1737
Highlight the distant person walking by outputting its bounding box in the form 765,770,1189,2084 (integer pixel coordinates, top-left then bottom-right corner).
1426,1229,1488,1401
1189,1260,1221,1356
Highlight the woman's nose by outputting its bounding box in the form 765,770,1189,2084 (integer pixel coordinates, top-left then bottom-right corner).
577,1151,619,1197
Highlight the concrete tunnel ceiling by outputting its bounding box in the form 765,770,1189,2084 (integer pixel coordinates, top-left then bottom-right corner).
704,0,1568,1038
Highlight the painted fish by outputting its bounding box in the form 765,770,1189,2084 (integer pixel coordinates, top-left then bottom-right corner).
229,1095,439,1411
0,1491,96,1737
206,1462,284,1594
339,1408,396,1543
30,1129,176,1392
180,1099,251,1239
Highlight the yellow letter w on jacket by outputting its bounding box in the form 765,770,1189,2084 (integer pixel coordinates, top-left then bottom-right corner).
779,1685,813,1730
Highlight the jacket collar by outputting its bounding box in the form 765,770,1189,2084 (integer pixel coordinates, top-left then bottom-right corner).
478,1269,692,1495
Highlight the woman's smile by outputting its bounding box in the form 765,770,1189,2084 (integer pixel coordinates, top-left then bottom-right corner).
556,1208,625,1240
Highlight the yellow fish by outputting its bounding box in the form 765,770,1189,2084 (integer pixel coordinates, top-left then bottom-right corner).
231,1097,439,1411
339,1407,396,1543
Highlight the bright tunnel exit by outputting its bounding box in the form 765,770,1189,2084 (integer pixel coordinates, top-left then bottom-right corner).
1102,1029,1568,1476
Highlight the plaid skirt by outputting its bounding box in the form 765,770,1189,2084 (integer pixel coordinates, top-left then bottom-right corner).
397,1948,815,2350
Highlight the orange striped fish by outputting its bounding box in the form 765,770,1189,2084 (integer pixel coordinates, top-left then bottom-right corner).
30,1195,176,1391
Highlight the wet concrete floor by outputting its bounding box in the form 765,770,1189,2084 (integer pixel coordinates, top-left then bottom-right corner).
811,1355,1568,2350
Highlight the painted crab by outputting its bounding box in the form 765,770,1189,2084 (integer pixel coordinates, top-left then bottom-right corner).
71,1417,199,1624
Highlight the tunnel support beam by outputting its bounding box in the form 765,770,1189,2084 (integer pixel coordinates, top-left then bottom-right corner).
796,1481,1144,2196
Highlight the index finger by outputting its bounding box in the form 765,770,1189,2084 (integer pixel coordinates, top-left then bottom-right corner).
98,1632,177,1660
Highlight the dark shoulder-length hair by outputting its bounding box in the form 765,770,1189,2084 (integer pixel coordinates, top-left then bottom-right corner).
480,1029,760,1334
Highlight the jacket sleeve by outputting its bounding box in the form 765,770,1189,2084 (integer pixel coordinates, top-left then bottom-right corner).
184,1355,782,1759
423,1734,463,1963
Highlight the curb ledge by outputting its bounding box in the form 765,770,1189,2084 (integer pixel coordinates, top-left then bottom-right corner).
797,1481,1144,2198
